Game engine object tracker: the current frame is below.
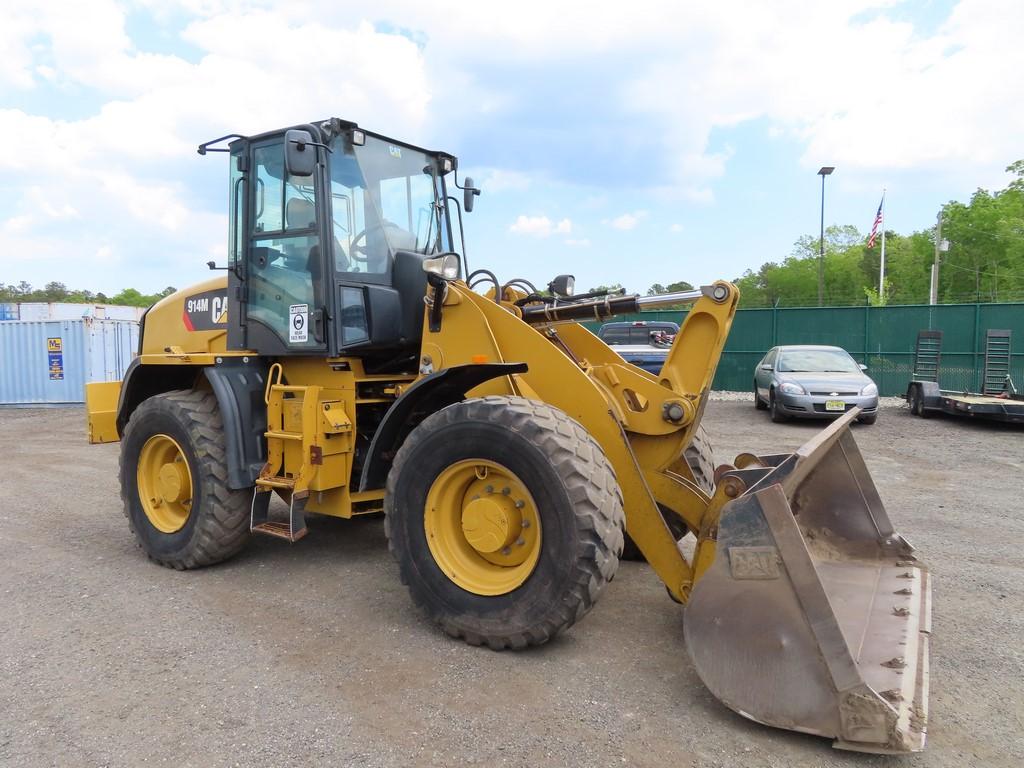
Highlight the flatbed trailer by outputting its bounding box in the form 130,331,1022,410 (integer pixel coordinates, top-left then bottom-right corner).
907,382,1024,422
907,328,1024,423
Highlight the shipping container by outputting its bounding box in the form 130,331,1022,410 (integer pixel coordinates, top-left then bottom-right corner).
0,319,138,405
10,302,146,321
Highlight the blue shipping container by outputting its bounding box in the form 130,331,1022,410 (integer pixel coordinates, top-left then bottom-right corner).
0,319,138,405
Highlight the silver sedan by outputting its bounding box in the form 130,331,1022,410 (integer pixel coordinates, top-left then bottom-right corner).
753,345,879,424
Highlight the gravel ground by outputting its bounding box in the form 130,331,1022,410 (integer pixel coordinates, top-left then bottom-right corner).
1,398,1022,767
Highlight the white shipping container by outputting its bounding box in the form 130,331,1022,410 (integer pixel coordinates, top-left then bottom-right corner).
12,302,146,321
0,318,138,405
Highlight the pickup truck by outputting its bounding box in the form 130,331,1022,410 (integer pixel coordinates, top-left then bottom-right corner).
597,320,679,374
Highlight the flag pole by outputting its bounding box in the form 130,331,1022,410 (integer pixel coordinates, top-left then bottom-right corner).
878,188,887,301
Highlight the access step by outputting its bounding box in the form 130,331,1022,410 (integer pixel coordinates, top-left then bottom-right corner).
250,487,308,542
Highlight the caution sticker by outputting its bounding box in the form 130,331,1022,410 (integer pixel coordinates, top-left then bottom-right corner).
289,304,309,343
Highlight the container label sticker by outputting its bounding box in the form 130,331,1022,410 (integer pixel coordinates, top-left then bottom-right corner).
47,337,64,380
182,289,228,331
289,304,309,343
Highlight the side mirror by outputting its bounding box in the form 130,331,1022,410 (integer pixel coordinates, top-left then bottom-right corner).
760,364,773,371
859,363,868,371
285,129,316,177
548,274,575,298
463,176,481,212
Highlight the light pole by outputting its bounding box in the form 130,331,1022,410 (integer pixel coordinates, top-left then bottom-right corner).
929,210,949,305
817,166,834,306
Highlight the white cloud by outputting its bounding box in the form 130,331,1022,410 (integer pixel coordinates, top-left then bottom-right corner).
565,238,590,247
669,223,683,233
1,0,1022,293
509,215,572,237
0,2,434,291
478,168,532,193
606,211,648,231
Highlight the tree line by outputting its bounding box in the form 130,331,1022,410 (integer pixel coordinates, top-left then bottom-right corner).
599,160,1024,308
733,160,1024,308
0,282,177,308
5,162,1022,311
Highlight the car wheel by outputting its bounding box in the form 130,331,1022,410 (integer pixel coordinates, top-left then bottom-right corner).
754,382,768,410
769,389,787,423
858,412,878,425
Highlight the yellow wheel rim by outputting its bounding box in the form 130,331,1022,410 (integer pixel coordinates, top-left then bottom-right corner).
137,434,194,534
424,459,542,596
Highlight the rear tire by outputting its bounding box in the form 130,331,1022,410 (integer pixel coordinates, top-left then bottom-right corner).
769,390,787,423
120,390,252,569
754,383,768,410
385,396,624,649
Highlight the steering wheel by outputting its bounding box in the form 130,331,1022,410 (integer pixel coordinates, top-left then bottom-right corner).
349,221,390,263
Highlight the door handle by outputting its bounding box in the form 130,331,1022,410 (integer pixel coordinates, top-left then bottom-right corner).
311,308,325,343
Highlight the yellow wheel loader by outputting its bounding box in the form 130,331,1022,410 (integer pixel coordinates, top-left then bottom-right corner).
85,118,930,753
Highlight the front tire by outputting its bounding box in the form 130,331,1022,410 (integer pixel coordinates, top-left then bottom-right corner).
120,390,252,569
769,390,788,423
385,396,624,649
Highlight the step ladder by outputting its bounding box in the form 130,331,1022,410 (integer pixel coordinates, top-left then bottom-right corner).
913,330,943,383
982,329,1012,395
251,364,322,542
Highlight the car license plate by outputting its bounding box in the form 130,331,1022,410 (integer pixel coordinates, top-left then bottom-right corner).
825,400,846,412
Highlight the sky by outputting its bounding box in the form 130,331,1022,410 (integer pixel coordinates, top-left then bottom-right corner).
1,0,1022,297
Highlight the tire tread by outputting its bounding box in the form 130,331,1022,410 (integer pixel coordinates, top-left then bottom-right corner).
120,389,251,570
385,395,624,650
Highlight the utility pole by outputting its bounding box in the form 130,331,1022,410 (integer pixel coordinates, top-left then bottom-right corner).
930,211,947,305
817,166,834,306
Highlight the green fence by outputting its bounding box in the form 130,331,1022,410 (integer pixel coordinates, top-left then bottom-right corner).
584,302,1024,396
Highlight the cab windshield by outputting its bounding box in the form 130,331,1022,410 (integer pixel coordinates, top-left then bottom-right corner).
328,135,447,275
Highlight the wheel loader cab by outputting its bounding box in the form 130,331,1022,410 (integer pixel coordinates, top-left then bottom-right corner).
225,121,456,362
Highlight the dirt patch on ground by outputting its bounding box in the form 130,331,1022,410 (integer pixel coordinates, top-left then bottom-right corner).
1,400,1021,767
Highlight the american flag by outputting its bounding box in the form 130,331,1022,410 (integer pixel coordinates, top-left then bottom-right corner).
867,196,884,248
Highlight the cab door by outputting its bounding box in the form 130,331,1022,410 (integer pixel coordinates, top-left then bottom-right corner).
227,136,330,355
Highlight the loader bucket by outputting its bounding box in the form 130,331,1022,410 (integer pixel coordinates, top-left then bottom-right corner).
684,409,930,753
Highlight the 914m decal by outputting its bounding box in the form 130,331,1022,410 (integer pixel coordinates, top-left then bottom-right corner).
182,289,228,331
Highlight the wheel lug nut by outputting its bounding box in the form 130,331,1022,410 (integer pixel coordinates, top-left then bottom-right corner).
501,547,511,555
522,520,530,528
485,485,493,493
514,500,525,509
501,486,511,495
516,538,525,546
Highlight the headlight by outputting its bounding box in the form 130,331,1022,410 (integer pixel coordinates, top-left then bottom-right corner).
860,382,878,396
779,382,805,395
422,253,460,279
548,274,575,297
